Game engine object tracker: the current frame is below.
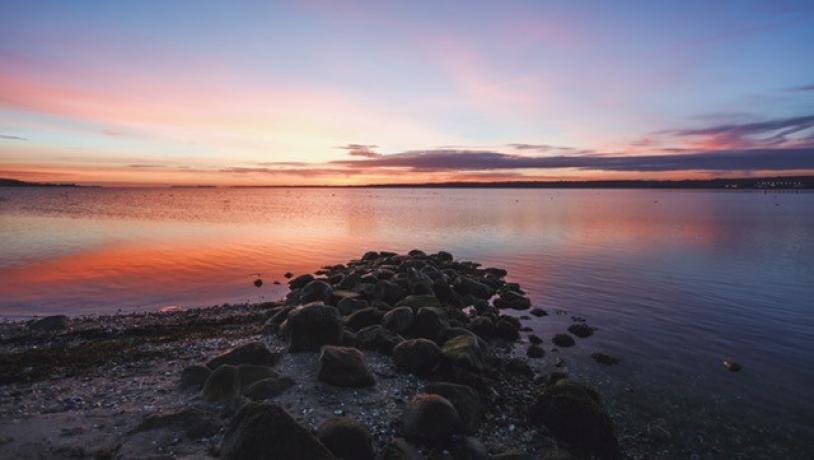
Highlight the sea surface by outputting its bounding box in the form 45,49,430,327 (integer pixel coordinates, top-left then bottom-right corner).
1,187,812,456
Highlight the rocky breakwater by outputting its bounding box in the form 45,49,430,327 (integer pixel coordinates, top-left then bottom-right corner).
162,249,622,459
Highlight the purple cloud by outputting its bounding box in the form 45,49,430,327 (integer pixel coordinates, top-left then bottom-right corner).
337,144,381,158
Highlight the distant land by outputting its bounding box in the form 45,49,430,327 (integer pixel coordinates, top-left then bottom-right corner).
0,178,82,187
238,176,814,190
2,176,813,189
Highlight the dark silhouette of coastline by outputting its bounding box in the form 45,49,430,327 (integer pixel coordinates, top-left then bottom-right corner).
0,178,85,187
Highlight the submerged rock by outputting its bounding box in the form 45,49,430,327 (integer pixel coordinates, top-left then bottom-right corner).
317,416,375,460
527,345,545,358
494,290,531,310
220,402,334,460
402,393,462,443
317,345,375,387
591,353,620,365
723,360,742,372
393,338,442,376
552,333,576,348
567,323,595,338
530,308,548,317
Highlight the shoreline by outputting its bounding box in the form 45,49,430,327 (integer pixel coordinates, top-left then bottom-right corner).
1,250,619,459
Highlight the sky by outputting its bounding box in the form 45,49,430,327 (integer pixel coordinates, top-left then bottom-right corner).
1,0,813,186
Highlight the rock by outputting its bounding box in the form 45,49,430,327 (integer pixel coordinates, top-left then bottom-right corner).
455,277,493,300
345,307,384,331
408,249,427,257
528,380,619,458
530,308,548,317
493,290,531,310
376,280,406,305
286,303,343,352
382,306,415,334
423,382,481,433
441,335,485,372
317,417,375,460
29,315,68,332
342,329,359,347
338,297,369,316
237,365,279,391
401,393,462,443
495,319,520,340
396,295,442,309
289,273,315,289
552,334,576,347
284,271,293,278
244,377,296,400
723,360,742,372
179,364,211,390
468,316,495,338
356,325,404,354
567,323,595,338
362,251,380,261
317,346,375,387
133,407,220,439
201,364,240,403
491,451,537,460
503,357,534,378
527,334,543,345
527,345,545,358
300,280,334,304
220,402,334,460
263,306,295,335
254,278,263,288
452,436,489,460
412,307,448,340
591,353,620,365
377,438,424,460
207,342,281,369
393,339,442,376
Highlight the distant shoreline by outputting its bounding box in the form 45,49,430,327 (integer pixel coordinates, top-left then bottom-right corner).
3,175,812,189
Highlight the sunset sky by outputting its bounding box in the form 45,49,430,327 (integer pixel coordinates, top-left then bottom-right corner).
1,0,814,185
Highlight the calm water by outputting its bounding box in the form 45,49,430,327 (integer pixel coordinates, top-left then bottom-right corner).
1,187,813,455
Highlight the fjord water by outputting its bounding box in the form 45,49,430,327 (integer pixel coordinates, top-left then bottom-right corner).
1,187,813,453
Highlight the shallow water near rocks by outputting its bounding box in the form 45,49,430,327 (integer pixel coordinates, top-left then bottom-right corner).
1,186,813,457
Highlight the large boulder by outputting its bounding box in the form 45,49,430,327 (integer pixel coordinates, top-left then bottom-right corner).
220,402,334,460
288,274,315,290
441,335,485,372
356,325,404,354
286,303,343,352
528,380,619,458
401,393,462,443
455,277,493,300
423,382,482,433
317,346,375,387
206,342,281,369
396,295,442,309
345,307,384,331
201,364,240,403
493,290,531,310
300,280,334,304
29,315,68,332
376,438,423,460
412,307,448,341
392,339,442,376
237,364,279,392
179,364,211,391
468,316,496,339
244,377,295,401
338,297,369,316
317,417,375,460
382,306,415,334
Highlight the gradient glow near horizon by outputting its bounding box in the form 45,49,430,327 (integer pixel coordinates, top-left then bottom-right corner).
2,0,814,185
